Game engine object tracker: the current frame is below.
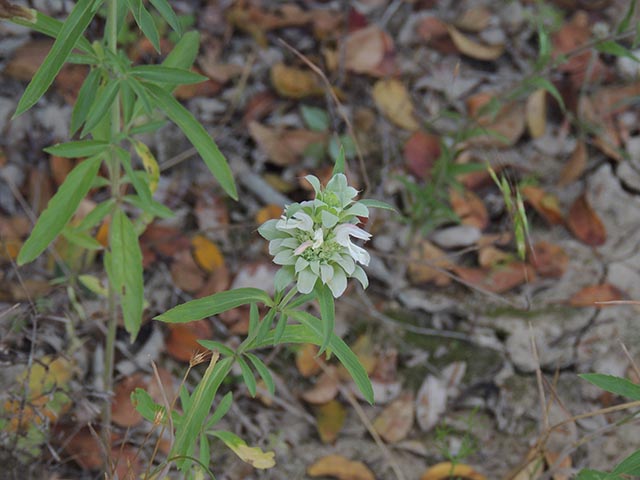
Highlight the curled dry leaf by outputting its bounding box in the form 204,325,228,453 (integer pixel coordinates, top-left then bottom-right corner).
421,462,486,480
566,193,606,246
404,131,440,179
271,63,323,98
447,25,504,61
302,366,339,404
372,79,419,131
307,455,375,480
520,185,564,225
296,343,322,378
415,374,447,431
558,141,587,186
373,391,414,443
568,284,624,307
191,235,224,273
314,399,347,444
454,262,535,294
450,188,489,230
249,121,327,166
528,241,568,278
526,89,547,139
165,320,213,362
408,238,453,286
466,94,526,147
344,25,396,76
111,373,146,427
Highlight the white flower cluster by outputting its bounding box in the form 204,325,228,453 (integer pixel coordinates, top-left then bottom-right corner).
259,174,371,298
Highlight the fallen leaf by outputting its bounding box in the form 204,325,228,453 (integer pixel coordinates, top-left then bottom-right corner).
141,224,190,257
404,131,440,179
568,284,624,307
61,427,104,470
528,241,568,278
296,343,323,378
302,366,339,404
373,392,414,443
271,63,323,98
4,39,52,81
447,25,504,61
558,141,587,186
450,188,489,230
256,204,283,225
315,400,347,444
454,262,535,294
344,25,396,76
416,16,457,54
526,89,547,139
110,444,144,480
170,249,206,293
467,96,526,147
215,430,276,469
227,3,311,46
478,246,512,268
455,6,492,32
421,462,486,480
191,235,224,273
174,68,222,100
566,193,606,246
165,320,213,362
111,373,146,427
415,374,447,431
372,79,419,131
307,455,375,480
544,451,571,480
249,121,327,166
407,238,453,286
50,155,74,187
243,91,277,126
521,185,564,225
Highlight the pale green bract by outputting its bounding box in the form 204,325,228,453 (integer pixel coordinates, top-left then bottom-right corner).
259,174,371,298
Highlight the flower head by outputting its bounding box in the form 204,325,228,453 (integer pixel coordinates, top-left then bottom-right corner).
259,174,371,298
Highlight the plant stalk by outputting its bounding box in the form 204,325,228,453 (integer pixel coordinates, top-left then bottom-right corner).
102,0,122,466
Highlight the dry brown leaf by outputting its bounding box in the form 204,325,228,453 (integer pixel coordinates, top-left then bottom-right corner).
404,131,440,179
165,320,213,362
447,25,504,61
526,89,547,139
468,99,526,147
566,193,606,246
450,188,489,230
544,451,572,480
111,373,146,427
61,427,104,470
314,400,346,444
307,455,375,480
558,141,587,186
302,366,339,404
415,374,447,431
454,262,535,294
478,246,512,268
337,335,377,381
191,235,224,274
243,91,277,126
372,79,419,131
408,238,453,286
568,284,625,307
255,204,283,225
49,156,74,187
271,63,323,98
296,343,322,378
421,462,486,480
227,3,311,46
142,224,190,257
170,249,206,293
344,25,396,76
416,16,457,53
174,68,222,100
455,6,492,32
4,39,52,81
373,392,414,443
521,185,564,225
528,241,568,278
511,451,545,480
249,121,326,166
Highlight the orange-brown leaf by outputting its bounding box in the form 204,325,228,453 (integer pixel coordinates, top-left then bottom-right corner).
566,193,606,246
307,455,375,480
568,284,624,307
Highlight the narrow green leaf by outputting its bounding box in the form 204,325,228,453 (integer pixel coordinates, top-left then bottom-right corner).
580,373,640,400
199,432,210,467
62,227,103,250
116,147,153,208
248,303,259,336
527,76,565,111
131,65,207,85
616,0,636,34
82,80,120,136
125,0,160,52
595,41,640,61
612,450,640,476
123,194,174,219
14,0,100,116
205,392,233,429
128,120,166,135
197,340,235,357
108,209,144,339
575,469,609,480
331,145,345,176
315,284,334,355
131,388,165,423
236,356,257,397
301,105,329,131
45,140,109,158
172,356,233,468
120,79,135,127
255,308,276,346
156,288,272,323
162,31,200,71
359,199,397,212
273,312,288,345
71,68,101,135
18,155,102,265
127,77,154,115
245,353,275,396
10,11,93,54
144,82,237,199
149,0,182,34
75,199,115,231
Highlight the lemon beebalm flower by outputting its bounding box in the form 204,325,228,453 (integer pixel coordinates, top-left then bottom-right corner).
259,173,379,298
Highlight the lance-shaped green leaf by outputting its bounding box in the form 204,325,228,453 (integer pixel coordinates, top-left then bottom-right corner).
236,356,257,397
10,10,93,53
82,79,120,136
18,155,102,265
580,373,640,400
245,353,275,396
14,0,100,116
144,82,238,199
612,450,640,476
315,283,334,355
107,209,144,339
155,288,272,323
70,67,101,134
149,0,182,34
172,355,233,469
124,0,160,52
44,140,109,158
359,198,397,212
130,65,207,85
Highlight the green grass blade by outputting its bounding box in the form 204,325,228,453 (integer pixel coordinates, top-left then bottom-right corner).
580,373,640,400
14,0,100,116
155,288,272,323
17,155,102,265
108,209,144,339
144,82,237,199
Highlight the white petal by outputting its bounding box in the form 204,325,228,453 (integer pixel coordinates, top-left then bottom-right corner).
297,268,317,294
304,175,321,194
321,210,339,228
312,228,324,249
274,267,294,292
332,253,355,275
351,265,368,289
327,267,347,298
273,250,296,265
320,264,334,284
259,220,285,240
295,256,309,273
294,240,312,255
348,243,370,266
268,238,284,255
334,223,371,243
309,260,320,275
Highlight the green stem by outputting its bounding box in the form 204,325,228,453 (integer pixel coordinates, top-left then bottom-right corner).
278,287,298,309
102,0,121,465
